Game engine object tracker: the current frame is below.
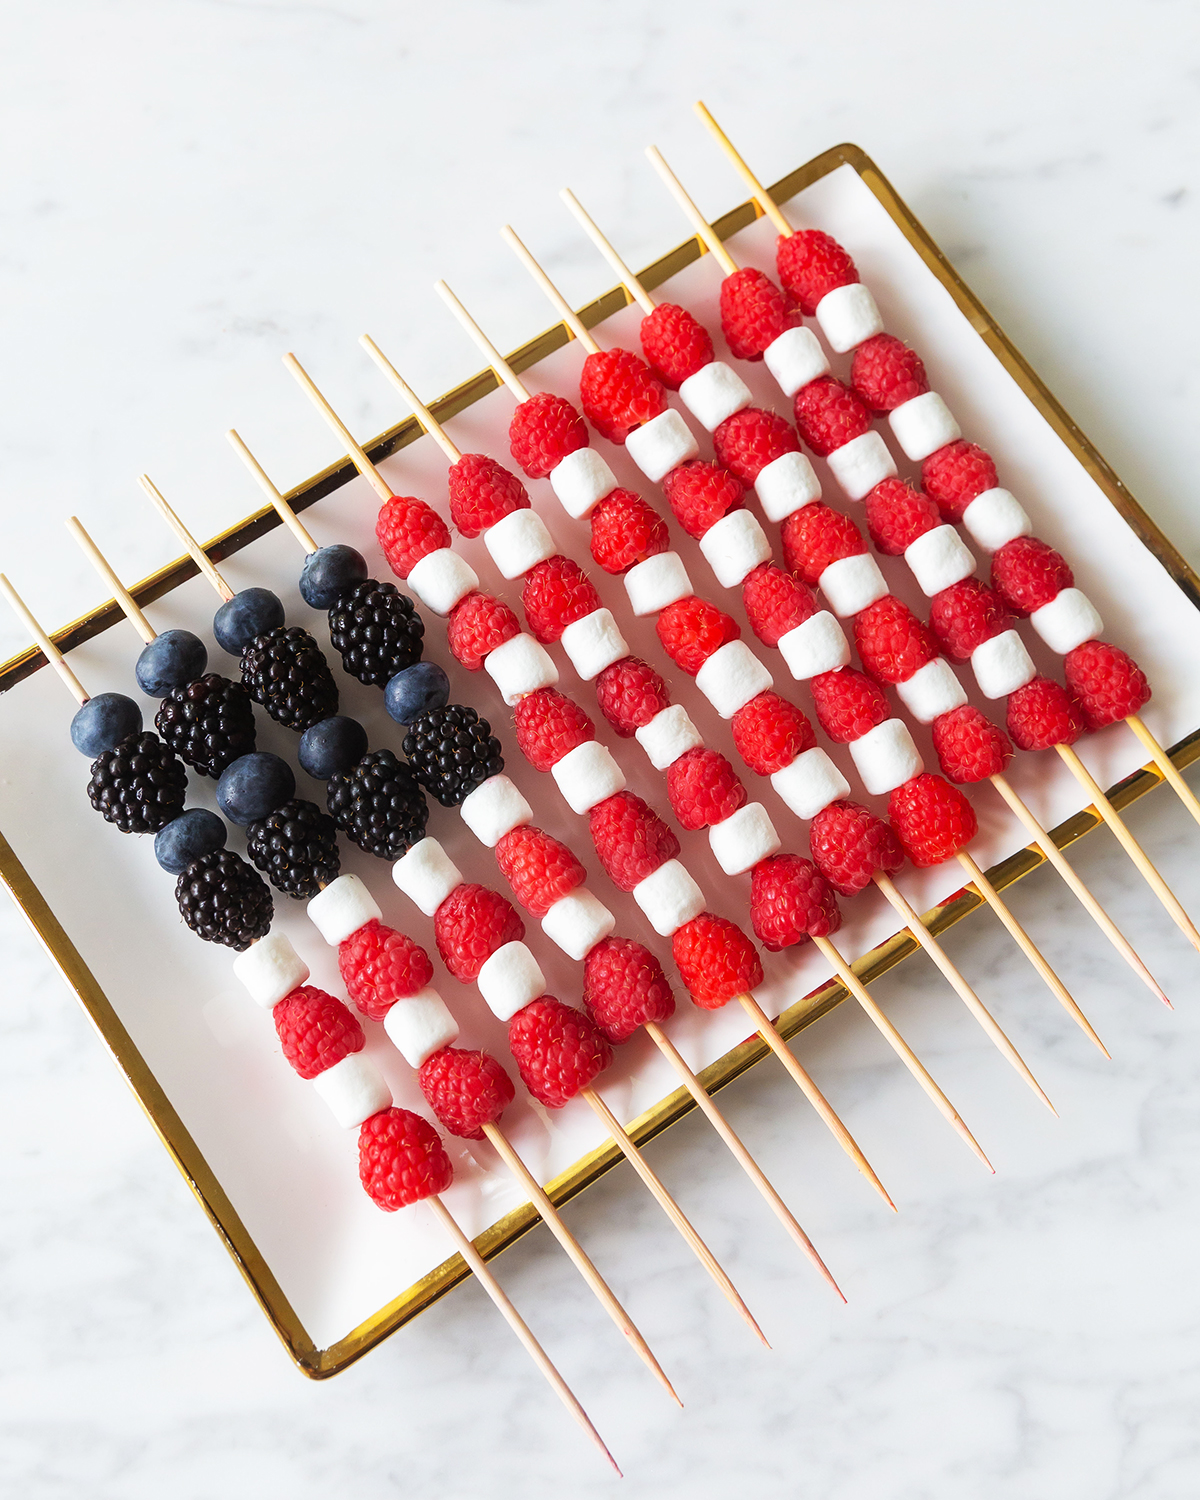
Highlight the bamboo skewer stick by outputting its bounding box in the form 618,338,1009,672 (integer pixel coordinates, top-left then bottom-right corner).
645,146,738,275
559,189,657,314
691,99,794,236
226,430,319,553
138,475,235,602
65,518,156,645
1125,714,1200,833
0,574,89,705
500,225,602,353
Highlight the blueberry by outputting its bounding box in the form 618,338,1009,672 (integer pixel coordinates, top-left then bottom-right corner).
135,629,208,695
216,752,296,824
385,661,450,725
70,693,142,756
299,544,369,610
213,588,286,655
297,715,369,780
154,808,226,874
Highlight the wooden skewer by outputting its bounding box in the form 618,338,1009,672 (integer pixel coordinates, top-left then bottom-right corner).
65,518,156,645
281,353,395,501
359,335,464,461
434,282,534,404
692,100,795,238
0,573,90,705
1125,713,1200,833
226,430,319,554
559,189,657,315
500,225,602,354
644,145,740,277
139,475,235,603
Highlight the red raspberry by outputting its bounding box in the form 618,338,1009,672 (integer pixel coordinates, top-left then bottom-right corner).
640,302,714,388
888,773,978,867
512,688,595,771
434,884,524,981
589,489,669,574
1006,677,1086,751
810,800,905,897
667,747,748,830
446,453,530,537
742,563,817,647
731,692,816,774
447,591,521,671
418,1047,516,1140
661,459,745,540
854,596,939,684
1063,640,1151,729
719,266,801,361
595,657,671,736
358,1108,453,1210
338,920,434,1022
273,986,364,1080
781,503,867,584
507,998,613,1108
991,537,1073,616
776,229,859,316
589,791,680,891
810,668,890,743
579,347,668,444
494,825,586,918
712,406,800,485
521,556,602,643
655,595,741,675
931,705,1014,784
864,478,941,556
376,495,451,580
750,854,842,951
583,937,676,1044
792,376,872,458
850,334,929,412
929,579,1011,660
508,391,588,479
672,914,764,1009
921,441,998,522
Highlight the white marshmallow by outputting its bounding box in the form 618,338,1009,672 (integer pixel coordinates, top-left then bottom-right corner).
904,524,976,597
698,510,772,588
777,610,851,680
632,859,706,936
971,629,1037,698
635,703,704,770
815,282,884,353
550,740,626,814
483,632,559,705
477,941,546,1023
459,774,533,848
484,509,557,580
849,719,925,796
560,608,629,681
311,1053,393,1130
406,547,479,616
754,450,822,522
624,409,699,483
392,837,464,917
763,326,830,397
708,802,781,876
695,640,774,718
818,553,889,617
307,874,382,947
678,360,753,431
233,932,311,1010
895,658,968,724
383,986,460,1069
549,447,617,519
770,747,851,820
623,551,693,616
541,889,615,960
826,431,898,501
961,488,1032,554
1030,588,1103,654
888,392,961,462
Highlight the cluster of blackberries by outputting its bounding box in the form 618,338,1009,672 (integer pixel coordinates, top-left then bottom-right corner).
403,704,503,807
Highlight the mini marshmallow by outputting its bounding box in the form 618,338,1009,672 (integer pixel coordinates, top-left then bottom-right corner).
541,889,616,961
777,610,851,680
826,431,898,501
763,325,830,397
888,392,961,462
895,658,968,724
484,632,559,705
624,408,700,483
560,608,630,681
698,510,772,588
623,551,693,616
635,703,704,770
904,524,976,597
311,1053,393,1130
484,509,557,581
815,282,884,353
459,774,532,847
308,874,382,947
549,447,617,519
961,488,1032,554
632,859,705,936
1030,588,1103,654
818,553,889,617
392,837,464,916
678,360,753,430
695,640,774,718
477,941,546,1023
383,985,460,1069
406,547,479,616
971,629,1037,698
708,802,781,876
550,740,626,814
232,931,310,1010
770,747,851,820
849,718,925,796
754,450,822,522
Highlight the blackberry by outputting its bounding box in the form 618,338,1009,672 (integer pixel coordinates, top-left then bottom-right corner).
175,849,273,950
246,798,340,898
240,625,338,732
403,704,504,807
87,731,187,833
327,580,424,687
154,673,256,778
327,749,428,860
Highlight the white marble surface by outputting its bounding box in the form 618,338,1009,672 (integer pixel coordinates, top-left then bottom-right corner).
4,2,1200,1495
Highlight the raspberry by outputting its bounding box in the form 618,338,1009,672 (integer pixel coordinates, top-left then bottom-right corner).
991,537,1073,616
521,556,602,643
741,563,817,647
928,579,1012,660
712,407,800,485
921,441,998,522
494,824,586,917
447,591,521,671
853,596,939,684
661,459,745,540
810,668,890,743
358,1108,453,1211
376,494,451,580
750,854,841,951
512,688,596,771
508,391,587,479
447,453,530,537
781,503,867,584
583,937,676,1044
888,773,978,867
508,998,613,1108
666,747,747,830
809,800,904,897
731,692,816,774
931,705,1014,784
580,347,668,444
589,791,680,892
864,478,941,556
273,986,364,1080
719,266,801,361
338,920,434,1022
595,657,671,736
672,914,763,1009
1006,677,1086,751
850,334,929,412
776,229,859,316
589,488,669,573
655,595,741,675
792,376,872,458
434,883,524,981
418,1047,516,1140
1063,640,1151,729
640,302,714,388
